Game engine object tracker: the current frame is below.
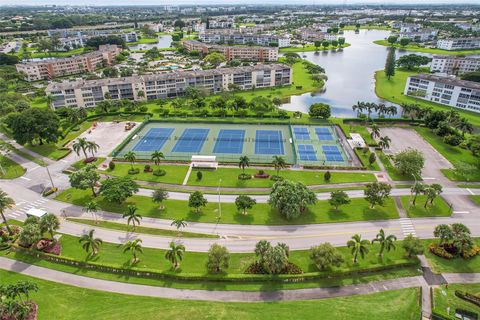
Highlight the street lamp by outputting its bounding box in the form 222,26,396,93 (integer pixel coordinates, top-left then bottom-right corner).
217,178,222,221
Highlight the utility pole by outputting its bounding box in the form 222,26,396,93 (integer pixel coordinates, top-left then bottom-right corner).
217,178,222,221
46,166,55,191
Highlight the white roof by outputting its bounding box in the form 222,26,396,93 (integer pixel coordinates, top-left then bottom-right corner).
26,208,47,218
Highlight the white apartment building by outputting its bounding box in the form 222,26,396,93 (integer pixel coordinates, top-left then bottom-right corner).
436,37,480,50
183,40,278,62
397,28,438,42
16,45,122,81
404,74,480,113
199,30,290,48
45,64,292,109
430,55,480,75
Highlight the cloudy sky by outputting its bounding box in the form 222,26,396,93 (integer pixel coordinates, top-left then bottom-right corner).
0,0,478,5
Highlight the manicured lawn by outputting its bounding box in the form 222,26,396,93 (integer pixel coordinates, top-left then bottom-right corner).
67,218,218,238
442,169,480,183
106,163,189,185
58,121,93,147
333,119,378,146
471,196,480,206
0,270,421,320
373,39,480,55
0,155,26,179
400,195,451,218
0,140,46,166
24,143,71,161
72,157,106,170
433,283,480,319
375,69,480,128
127,37,159,45
279,43,351,52
188,167,376,188
354,148,381,171
375,150,414,181
56,188,399,225
424,239,480,274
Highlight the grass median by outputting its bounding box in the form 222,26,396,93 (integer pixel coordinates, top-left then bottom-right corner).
433,283,480,319
400,195,452,218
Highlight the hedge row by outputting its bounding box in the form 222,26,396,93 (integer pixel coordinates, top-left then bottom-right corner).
12,245,418,284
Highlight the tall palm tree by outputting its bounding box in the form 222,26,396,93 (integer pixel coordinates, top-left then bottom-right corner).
370,123,381,139
84,201,100,222
387,106,397,118
124,151,137,170
238,156,250,174
372,229,397,257
378,136,391,150
72,138,89,160
122,205,142,231
165,241,185,270
87,141,100,158
347,234,370,263
410,182,425,206
123,238,143,263
352,101,365,117
79,229,103,257
272,156,287,176
171,219,187,236
151,151,165,168
0,190,15,235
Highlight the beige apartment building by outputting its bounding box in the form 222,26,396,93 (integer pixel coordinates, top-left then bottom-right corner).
15,44,122,81
183,40,278,62
45,64,292,109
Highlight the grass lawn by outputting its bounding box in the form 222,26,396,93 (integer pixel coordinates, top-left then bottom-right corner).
188,167,376,188
433,283,480,319
72,157,106,170
127,37,159,46
0,140,46,166
279,43,351,52
0,270,421,320
333,119,378,146
471,196,480,205
373,39,480,55
400,195,451,218
24,143,71,161
107,163,189,185
58,121,93,147
424,239,480,274
354,148,381,171
374,69,480,128
375,150,414,181
442,169,480,183
56,188,399,225
0,155,26,179
67,218,218,238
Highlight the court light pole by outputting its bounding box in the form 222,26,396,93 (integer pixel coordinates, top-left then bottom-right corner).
217,178,222,221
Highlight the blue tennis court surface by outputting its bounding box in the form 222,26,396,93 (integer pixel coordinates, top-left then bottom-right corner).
297,144,317,161
322,145,344,162
315,127,334,141
213,129,245,154
255,130,284,155
133,128,174,152
172,128,209,153
293,127,311,140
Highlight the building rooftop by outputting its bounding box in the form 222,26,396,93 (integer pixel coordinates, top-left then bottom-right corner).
183,39,277,51
410,73,480,90
46,63,290,92
432,55,480,60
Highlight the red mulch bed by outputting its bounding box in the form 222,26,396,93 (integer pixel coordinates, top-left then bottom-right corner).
84,157,97,164
254,173,270,179
1,302,38,320
36,239,61,255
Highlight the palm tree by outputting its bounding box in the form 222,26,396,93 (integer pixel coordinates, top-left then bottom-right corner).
410,182,425,206
370,123,381,139
72,138,89,160
455,118,474,137
122,205,142,231
123,238,143,264
0,190,15,235
352,101,365,117
238,156,250,174
171,219,187,236
387,106,397,118
272,156,287,176
347,234,370,263
151,150,165,168
87,141,99,158
372,229,397,257
165,241,185,270
84,201,100,222
124,151,137,170
378,136,391,150
79,229,103,257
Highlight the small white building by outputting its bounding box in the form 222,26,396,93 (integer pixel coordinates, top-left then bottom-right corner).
430,55,480,75
436,37,480,50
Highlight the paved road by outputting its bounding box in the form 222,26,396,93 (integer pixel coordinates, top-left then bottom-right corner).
0,257,423,302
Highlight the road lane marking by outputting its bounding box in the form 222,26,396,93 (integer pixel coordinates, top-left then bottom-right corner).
19,177,31,181
467,188,474,195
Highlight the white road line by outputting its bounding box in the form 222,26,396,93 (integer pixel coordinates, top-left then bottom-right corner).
467,188,475,196
19,176,31,181
29,166,40,172
453,211,470,214
421,177,436,180
60,159,68,163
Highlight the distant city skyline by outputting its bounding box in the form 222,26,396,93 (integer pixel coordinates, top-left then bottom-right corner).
0,0,479,6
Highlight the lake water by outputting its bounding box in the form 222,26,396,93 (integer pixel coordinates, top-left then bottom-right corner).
280,30,430,118
128,35,173,51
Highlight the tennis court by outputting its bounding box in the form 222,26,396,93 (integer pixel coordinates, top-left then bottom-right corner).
255,130,285,155
114,121,352,166
132,128,174,152
213,129,245,154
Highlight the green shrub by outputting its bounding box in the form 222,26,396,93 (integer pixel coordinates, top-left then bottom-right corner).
428,243,454,259
153,169,166,176
196,171,203,181
128,168,140,175
238,173,251,180
108,161,115,170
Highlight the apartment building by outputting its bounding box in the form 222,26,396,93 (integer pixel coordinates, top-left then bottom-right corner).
16,45,122,81
404,74,480,113
199,30,290,48
299,29,338,42
397,28,438,42
48,29,138,47
183,40,278,62
430,55,480,75
436,37,480,50
45,64,292,109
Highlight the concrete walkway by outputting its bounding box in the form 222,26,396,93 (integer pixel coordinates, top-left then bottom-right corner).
0,257,423,302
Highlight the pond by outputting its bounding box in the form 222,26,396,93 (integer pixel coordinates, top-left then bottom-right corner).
280,29,433,118
128,35,173,51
